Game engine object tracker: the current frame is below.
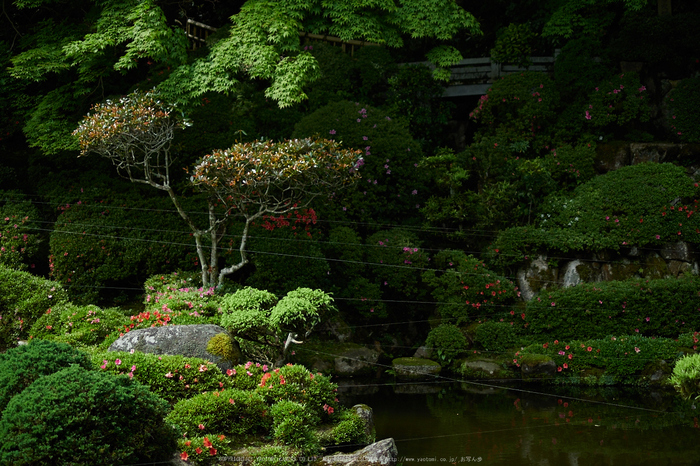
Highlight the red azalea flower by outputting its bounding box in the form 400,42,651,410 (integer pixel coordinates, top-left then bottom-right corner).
587,347,592,352
181,452,189,461
196,447,202,454
209,448,217,456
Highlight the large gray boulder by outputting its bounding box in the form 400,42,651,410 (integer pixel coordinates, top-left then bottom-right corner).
108,324,238,372
334,347,380,376
322,438,398,466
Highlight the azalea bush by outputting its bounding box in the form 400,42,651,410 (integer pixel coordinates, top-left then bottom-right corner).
365,229,430,318
0,340,92,413
255,364,339,420
523,276,700,340
30,303,129,348
488,162,700,269
666,76,700,143
49,194,198,303
425,324,467,366
0,191,43,271
582,72,650,138
165,388,270,437
0,264,69,350
516,335,680,384
0,365,177,465
293,100,427,224
423,249,517,325
92,351,231,404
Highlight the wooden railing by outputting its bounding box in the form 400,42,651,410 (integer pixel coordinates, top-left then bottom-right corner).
184,19,217,50
405,53,559,97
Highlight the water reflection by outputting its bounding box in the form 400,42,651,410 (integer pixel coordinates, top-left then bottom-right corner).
338,380,700,465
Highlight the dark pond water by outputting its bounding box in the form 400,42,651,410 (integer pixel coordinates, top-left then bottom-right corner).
338,379,700,466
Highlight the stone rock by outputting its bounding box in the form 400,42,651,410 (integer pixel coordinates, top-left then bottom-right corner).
392,357,441,381
561,260,582,288
521,358,557,379
351,404,375,442
393,384,443,395
108,324,236,372
412,346,433,359
322,438,398,466
516,255,557,301
461,360,501,376
334,347,380,376
595,142,629,173
668,260,692,277
630,143,678,165
661,241,693,262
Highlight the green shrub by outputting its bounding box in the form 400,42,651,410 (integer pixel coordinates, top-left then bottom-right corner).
0,339,92,413
0,264,69,350
582,72,650,137
670,354,700,400
524,276,700,340
245,221,330,296
226,361,269,390
0,191,43,271
365,229,430,317
293,100,426,224
92,351,231,404
423,250,517,325
491,23,536,67
270,400,320,454
425,324,467,365
29,303,129,347
0,365,177,465
49,194,200,303
489,162,700,269
667,76,700,143
319,408,373,446
176,433,232,465
166,388,270,437
475,322,518,352
255,364,339,420
516,335,680,384
470,72,559,150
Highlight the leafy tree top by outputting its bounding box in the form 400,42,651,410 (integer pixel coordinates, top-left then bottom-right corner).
158,0,482,106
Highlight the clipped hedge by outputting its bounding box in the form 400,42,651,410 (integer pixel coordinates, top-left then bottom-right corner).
29,303,129,348
0,264,69,350
92,351,231,404
49,194,200,303
0,365,177,465
0,339,92,413
489,162,700,269
293,100,426,224
524,275,700,340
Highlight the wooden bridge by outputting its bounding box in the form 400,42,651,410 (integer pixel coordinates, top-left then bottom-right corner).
182,19,557,98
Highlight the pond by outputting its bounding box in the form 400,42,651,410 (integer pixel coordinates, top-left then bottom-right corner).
337,379,699,466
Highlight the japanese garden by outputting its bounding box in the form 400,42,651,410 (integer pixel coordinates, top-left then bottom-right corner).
1,0,700,464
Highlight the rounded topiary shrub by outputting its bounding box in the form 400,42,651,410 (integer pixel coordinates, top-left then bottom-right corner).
293,100,427,224
0,264,69,350
425,324,467,365
475,321,518,352
670,353,700,400
29,303,129,348
0,365,177,465
0,339,92,413
165,388,270,437
270,399,320,454
667,76,700,143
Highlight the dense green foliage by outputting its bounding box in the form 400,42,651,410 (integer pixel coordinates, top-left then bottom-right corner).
0,340,92,413
0,264,69,350
30,303,129,348
489,163,700,269
0,365,177,465
670,353,700,400
523,275,700,340
475,321,518,352
425,324,467,365
667,76,700,143
0,192,43,271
